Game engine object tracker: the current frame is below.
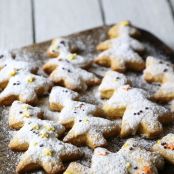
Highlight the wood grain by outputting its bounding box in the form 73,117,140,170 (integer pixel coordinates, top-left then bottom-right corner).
34,0,103,42
101,0,174,49
169,0,174,12
0,0,33,50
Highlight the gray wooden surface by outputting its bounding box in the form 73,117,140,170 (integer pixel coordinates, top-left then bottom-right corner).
0,0,174,50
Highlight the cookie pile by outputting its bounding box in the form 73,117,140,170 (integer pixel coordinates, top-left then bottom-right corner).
2,21,174,174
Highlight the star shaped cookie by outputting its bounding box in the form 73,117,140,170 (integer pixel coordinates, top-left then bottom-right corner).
9,100,59,129
43,59,100,91
63,116,121,149
0,72,52,105
9,119,83,174
47,38,91,68
0,55,38,89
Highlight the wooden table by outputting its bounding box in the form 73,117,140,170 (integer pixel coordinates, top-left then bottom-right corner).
0,0,174,50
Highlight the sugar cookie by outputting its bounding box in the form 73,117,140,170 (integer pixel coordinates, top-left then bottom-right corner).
0,72,52,105
103,85,173,138
108,20,141,39
65,138,164,174
95,44,144,72
43,60,100,91
98,70,131,98
143,56,174,83
153,133,174,164
9,119,83,174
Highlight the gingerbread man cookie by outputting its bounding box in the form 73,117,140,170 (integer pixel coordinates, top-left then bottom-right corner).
103,85,173,138
95,44,145,72
108,20,141,39
97,35,144,52
65,138,164,174
0,72,52,105
143,56,174,83
43,59,100,91
9,119,83,174
98,70,131,98
153,133,174,164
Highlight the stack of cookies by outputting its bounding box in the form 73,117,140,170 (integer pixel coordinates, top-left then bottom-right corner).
2,21,174,174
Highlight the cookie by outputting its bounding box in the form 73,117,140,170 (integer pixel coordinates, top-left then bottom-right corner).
95,44,145,72
153,73,174,102
108,20,141,39
47,38,70,58
153,133,174,164
9,100,59,129
49,86,79,111
9,100,43,129
0,51,15,69
49,86,103,128
0,72,52,105
97,35,144,52
143,56,174,83
0,56,38,89
98,70,131,98
103,85,148,118
103,85,173,138
58,101,101,129
49,86,118,148
43,56,91,74
63,116,121,148
65,138,164,174
43,59,100,91
9,119,83,174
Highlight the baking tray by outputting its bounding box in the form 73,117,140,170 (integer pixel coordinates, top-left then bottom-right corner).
1,25,174,174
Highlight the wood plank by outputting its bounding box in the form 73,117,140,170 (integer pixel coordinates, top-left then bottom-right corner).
0,0,33,50
101,0,174,49
169,0,174,12
34,0,103,42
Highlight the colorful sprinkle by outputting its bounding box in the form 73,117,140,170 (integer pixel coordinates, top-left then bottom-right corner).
23,112,30,118
40,132,49,139
33,142,38,146
83,118,89,123
9,70,17,76
126,162,131,169
43,148,53,157
67,53,77,61
45,125,55,131
32,124,40,130
157,140,161,144
22,105,29,110
26,76,35,83
120,21,129,26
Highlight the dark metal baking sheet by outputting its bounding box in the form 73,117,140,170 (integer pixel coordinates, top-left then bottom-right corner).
1,25,174,174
